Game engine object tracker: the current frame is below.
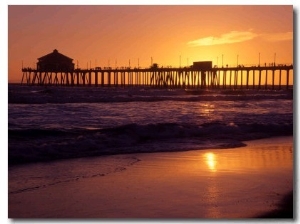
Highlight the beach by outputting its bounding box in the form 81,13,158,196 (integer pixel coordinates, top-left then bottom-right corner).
9,136,293,219
7,5,294,222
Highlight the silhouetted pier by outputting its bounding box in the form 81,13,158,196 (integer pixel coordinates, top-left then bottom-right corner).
21,64,293,90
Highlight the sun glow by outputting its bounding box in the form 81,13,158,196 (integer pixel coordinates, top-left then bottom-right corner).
8,6,293,83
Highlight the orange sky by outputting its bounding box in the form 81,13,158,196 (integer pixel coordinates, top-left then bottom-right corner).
8,5,293,83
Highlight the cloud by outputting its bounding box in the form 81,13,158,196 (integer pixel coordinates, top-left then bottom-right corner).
260,32,293,42
187,31,258,47
188,30,293,47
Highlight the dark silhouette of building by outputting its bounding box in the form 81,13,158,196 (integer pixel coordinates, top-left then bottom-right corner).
192,61,212,70
37,49,75,72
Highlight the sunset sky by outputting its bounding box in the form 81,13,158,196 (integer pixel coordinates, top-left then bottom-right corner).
8,5,293,83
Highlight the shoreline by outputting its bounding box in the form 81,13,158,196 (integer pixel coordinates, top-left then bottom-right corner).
9,135,293,218
9,134,293,167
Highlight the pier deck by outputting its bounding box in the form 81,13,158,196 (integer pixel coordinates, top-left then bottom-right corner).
21,64,293,90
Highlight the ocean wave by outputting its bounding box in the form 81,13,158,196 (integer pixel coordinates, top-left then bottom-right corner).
8,121,293,166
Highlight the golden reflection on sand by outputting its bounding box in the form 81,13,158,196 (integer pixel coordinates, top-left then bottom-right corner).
207,183,221,218
204,152,217,172
203,152,221,217
197,144,293,175
8,137,293,218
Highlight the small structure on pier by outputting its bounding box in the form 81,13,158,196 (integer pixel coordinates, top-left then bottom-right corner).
37,49,74,72
192,61,212,70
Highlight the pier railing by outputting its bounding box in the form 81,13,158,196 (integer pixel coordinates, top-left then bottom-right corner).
21,64,293,90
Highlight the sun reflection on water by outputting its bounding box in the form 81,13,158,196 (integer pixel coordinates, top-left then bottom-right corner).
202,103,215,115
204,152,217,172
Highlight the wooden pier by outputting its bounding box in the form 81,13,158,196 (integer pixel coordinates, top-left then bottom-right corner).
21,64,293,90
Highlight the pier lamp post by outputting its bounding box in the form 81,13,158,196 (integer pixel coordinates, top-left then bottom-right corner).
259,53,260,66
222,54,223,67
237,55,239,67
274,53,276,66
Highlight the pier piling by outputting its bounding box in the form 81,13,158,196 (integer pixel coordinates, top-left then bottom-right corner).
21,65,293,90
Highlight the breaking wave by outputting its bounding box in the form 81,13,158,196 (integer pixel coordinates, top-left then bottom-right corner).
9,121,292,166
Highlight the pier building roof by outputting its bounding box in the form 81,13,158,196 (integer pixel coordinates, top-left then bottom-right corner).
38,49,73,62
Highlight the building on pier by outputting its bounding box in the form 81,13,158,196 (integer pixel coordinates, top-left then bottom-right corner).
192,61,212,70
37,49,75,72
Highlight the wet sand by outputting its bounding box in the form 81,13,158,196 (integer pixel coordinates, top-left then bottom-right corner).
256,190,293,218
9,136,293,219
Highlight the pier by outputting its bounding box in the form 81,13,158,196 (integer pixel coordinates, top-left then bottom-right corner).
21,65,293,90
20,49,293,90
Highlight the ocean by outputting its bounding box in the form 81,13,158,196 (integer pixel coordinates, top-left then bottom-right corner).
8,84,294,215
8,84,293,166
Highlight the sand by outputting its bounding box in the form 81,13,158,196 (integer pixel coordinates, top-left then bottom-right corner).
8,136,293,219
